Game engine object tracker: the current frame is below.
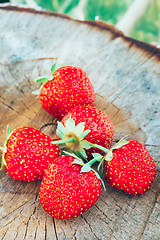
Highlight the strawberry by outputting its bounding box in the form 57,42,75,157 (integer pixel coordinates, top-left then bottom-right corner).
33,64,96,120
0,126,60,181
104,139,157,195
39,155,102,219
52,104,114,159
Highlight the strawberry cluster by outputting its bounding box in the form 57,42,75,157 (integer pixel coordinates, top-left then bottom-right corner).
0,64,157,220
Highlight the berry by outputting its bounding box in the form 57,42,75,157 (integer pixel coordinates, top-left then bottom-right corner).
55,104,114,159
34,64,95,119
39,155,102,219
0,126,60,181
104,140,157,195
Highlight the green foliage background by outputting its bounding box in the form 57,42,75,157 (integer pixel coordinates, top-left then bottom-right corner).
7,0,160,44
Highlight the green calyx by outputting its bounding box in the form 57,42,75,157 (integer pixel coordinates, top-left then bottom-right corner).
62,150,106,190
105,135,129,161
88,135,129,178
97,135,130,171
52,118,130,186
51,118,91,160
32,63,56,95
0,125,12,170
51,118,110,160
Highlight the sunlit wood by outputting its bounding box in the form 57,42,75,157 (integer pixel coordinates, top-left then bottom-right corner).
0,4,159,240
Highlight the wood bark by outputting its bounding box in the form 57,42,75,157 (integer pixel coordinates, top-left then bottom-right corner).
0,4,160,240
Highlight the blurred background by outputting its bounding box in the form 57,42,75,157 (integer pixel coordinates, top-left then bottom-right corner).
0,0,159,45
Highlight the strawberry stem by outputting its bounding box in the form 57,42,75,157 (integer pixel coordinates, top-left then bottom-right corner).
52,137,110,156
51,138,77,145
87,155,103,167
91,143,109,154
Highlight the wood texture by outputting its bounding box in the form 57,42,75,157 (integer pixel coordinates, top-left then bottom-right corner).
0,4,160,240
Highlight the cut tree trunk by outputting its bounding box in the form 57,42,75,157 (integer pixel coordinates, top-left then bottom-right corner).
0,4,160,240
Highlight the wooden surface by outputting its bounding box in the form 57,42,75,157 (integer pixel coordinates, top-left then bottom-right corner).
0,4,160,240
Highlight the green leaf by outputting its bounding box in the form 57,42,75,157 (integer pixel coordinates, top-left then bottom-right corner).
81,140,93,149
92,153,102,158
72,159,84,166
56,127,65,139
62,150,81,160
77,148,88,160
81,164,91,173
74,151,82,159
87,155,103,167
0,143,7,171
110,135,129,151
112,141,129,150
51,63,56,75
34,76,50,83
7,125,10,139
97,157,105,172
93,169,106,190
32,89,41,95
74,122,85,136
80,164,106,190
57,121,67,136
62,150,84,165
79,130,91,140
105,150,113,161
0,154,6,170
92,169,101,179
91,154,103,164
65,118,75,131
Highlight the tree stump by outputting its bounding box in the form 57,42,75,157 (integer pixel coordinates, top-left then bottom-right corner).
0,4,160,240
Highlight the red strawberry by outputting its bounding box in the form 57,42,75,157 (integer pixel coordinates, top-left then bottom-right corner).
53,104,114,159
104,140,157,195
33,64,96,120
0,126,59,181
39,155,102,219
